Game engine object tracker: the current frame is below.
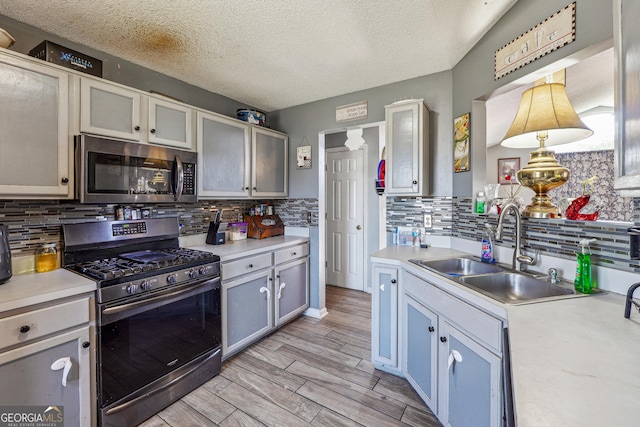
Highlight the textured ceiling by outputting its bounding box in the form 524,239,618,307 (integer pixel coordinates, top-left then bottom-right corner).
0,0,517,111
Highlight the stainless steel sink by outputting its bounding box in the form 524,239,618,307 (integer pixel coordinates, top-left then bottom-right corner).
459,272,576,304
409,257,503,276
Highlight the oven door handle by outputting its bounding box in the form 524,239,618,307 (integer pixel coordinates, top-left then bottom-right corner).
100,278,218,325
174,154,184,201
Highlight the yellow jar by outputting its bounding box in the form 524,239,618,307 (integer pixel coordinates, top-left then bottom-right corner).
36,243,58,273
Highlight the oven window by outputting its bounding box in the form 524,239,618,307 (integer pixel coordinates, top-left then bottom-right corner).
87,152,173,195
98,287,220,407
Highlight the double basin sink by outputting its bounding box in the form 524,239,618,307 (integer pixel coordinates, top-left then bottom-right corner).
409,257,592,305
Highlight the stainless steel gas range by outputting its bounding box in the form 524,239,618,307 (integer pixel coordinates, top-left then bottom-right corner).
63,218,221,427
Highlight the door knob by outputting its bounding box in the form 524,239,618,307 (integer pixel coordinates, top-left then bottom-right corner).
356,225,362,230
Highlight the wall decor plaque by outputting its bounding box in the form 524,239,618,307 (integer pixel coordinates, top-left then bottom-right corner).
495,2,576,80
336,101,368,123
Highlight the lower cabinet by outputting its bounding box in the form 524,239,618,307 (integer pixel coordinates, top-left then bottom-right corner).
398,270,504,427
222,242,309,359
372,264,399,371
0,295,93,426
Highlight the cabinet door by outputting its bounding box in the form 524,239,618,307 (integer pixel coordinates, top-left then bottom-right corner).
80,78,142,141
149,96,193,149
385,101,429,196
0,55,71,197
197,111,250,198
274,257,309,326
439,320,501,427
614,0,640,195
403,295,438,411
251,127,288,198
222,270,273,358
0,326,91,427
372,265,398,368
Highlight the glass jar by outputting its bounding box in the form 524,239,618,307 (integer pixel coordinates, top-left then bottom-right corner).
36,243,58,273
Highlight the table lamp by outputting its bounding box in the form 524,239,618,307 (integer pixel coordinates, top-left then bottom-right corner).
500,81,593,218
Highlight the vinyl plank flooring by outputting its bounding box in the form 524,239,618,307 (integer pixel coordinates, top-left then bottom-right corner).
216,382,310,427
355,359,411,388
373,378,428,410
326,330,371,350
181,386,236,424
202,374,234,394
340,342,372,360
311,408,363,427
244,341,296,369
228,352,306,391
271,330,362,367
401,405,442,427
137,415,171,427
221,363,322,422
279,323,345,350
156,399,219,427
219,410,266,427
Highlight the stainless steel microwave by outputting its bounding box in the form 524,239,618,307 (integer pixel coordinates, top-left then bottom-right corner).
75,135,197,204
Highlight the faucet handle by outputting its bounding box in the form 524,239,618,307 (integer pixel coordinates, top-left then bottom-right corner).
547,268,559,284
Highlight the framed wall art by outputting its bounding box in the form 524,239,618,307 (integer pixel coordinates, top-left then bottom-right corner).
498,157,520,184
454,113,470,173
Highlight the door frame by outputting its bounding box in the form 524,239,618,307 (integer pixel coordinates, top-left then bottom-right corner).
325,145,367,291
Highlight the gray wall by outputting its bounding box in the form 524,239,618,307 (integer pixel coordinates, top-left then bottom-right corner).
0,14,255,120
451,0,614,196
270,71,453,198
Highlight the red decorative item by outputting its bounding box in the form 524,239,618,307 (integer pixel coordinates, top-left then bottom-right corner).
565,195,599,221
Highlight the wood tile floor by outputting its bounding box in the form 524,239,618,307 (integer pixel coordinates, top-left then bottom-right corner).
138,285,442,427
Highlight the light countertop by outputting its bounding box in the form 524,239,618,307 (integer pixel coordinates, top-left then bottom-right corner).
0,269,96,313
371,245,640,427
184,235,309,262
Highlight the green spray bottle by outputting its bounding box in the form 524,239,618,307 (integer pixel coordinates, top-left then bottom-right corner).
576,238,596,294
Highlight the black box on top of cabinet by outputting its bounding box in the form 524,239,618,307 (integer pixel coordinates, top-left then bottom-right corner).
29,40,103,77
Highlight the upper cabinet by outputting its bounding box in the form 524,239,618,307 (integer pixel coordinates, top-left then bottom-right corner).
614,0,640,195
385,99,430,196
198,111,288,199
0,52,72,198
80,77,193,150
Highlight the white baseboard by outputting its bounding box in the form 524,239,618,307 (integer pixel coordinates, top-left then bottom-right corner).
303,307,328,319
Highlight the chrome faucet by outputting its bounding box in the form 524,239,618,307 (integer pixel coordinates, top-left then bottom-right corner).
495,202,536,271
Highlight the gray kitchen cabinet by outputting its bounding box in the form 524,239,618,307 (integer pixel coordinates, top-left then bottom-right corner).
614,0,640,195
403,294,438,410
384,99,430,196
0,294,93,427
372,263,399,372
251,127,288,198
401,270,503,427
80,77,193,149
274,250,310,327
221,242,309,359
0,51,72,198
197,111,251,198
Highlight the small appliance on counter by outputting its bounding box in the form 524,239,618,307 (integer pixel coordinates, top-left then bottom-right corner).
244,214,284,239
0,224,11,284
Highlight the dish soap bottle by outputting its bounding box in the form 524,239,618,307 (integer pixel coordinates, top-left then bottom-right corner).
575,238,596,293
475,192,486,214
480,224,496,264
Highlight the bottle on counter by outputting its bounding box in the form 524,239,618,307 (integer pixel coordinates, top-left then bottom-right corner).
36,243,58,273
475,192,486,214
575,238,596,293
480,224,496,264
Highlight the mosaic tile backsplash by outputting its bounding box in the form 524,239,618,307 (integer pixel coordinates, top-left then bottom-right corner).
388,196,640,273
0,199,318,257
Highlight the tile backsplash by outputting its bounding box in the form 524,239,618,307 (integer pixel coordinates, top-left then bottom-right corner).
0,199,318,257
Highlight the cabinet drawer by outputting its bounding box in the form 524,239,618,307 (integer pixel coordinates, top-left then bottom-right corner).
223,252,272,280
0,298,90,351
274,243,309,265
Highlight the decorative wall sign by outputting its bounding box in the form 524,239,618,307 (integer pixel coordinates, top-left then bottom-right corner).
495,2,576,80
296,145,312,169
454,113,470,173
336,101,368,123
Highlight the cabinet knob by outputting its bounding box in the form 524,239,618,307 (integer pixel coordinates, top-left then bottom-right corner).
19,325,30,334
390,279,397,284
134,126,141,131
292,252,297,256
82,341,90,348
150,128,156,134
440,336,447,343
413,180,418,185
253,187,257,191
428,326,435,333
248,264,254,268
61,177,69,184
245,187,250,190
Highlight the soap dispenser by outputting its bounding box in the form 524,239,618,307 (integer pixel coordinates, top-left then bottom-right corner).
575,238,596,294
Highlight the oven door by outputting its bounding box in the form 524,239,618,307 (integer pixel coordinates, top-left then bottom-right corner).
97,277,220,411
76,134,197,204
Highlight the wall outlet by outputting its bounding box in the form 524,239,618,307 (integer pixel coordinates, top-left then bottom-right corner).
423,213,433,229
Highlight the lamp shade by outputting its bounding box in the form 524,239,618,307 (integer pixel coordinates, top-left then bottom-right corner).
501,83,593,148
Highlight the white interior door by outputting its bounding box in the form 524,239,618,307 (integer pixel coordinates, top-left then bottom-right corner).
326,148,365,290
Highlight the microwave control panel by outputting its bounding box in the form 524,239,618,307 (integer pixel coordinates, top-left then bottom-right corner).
183,163,195,195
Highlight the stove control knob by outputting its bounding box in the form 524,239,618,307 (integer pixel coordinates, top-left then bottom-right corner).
199,266,208,276
126,284,138,294
166,274,177,284
189,269,198,279
139,280,151,290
